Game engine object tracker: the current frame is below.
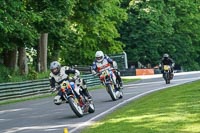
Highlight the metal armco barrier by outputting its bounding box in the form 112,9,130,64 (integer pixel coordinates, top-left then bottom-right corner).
81,74,100,86
0,74,100,102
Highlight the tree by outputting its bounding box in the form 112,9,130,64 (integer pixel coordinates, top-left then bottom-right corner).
0,0,38,74
60,0,127,65
120,0,175,67
119,0,200,70
165,0,200,70
26,0,76,71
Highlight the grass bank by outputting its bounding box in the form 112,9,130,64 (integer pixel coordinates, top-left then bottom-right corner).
81,80,200,133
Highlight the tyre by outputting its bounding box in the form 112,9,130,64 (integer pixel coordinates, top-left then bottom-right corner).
68,97,83,117
88,101,95,113
164,73,170,84
107,84,117,101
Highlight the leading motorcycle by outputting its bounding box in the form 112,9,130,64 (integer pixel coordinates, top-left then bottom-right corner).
163,65,173,84
53,79,95,117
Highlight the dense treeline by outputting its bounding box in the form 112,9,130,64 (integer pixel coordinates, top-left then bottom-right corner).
0,0,199,81
120,0,200,70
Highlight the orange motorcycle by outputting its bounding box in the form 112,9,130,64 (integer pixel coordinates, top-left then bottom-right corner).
53,79,95,117
98,68,123,101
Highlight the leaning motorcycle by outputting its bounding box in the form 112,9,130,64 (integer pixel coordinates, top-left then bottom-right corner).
98,68,123,101
163,65,173,84
53,79,95,117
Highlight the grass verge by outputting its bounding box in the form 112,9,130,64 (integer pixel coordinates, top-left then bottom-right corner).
0,94,54,106
81,80,200,133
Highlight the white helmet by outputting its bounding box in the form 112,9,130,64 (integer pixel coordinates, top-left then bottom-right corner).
95,51,104,62
163,53,169,58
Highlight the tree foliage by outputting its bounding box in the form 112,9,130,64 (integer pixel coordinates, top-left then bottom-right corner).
0,1,38,49
0,0,38,73
120,0,200,70
0,0,200,80
60,0,127,65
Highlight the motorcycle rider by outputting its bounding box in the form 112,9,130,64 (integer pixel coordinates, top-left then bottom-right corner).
91,51,123,88
159,53,175,78
49,61,92,105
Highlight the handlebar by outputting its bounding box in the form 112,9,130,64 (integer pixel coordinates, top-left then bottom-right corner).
93,67,116,77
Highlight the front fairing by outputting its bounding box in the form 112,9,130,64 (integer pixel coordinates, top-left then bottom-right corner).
59,80,76,98
100,69,114,85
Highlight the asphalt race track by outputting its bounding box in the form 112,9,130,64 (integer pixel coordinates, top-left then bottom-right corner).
0,71,200,133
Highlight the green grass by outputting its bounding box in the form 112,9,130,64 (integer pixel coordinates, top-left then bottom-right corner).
81,80,200,133
122,78,140,83
0,93,54,105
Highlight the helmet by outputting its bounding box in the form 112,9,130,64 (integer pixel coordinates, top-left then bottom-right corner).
95,51,104,62
163,53,169,59
50,61,61,75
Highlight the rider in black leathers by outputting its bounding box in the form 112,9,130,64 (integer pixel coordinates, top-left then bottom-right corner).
160,53,175,78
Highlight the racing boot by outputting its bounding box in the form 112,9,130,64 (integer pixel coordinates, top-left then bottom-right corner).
115,72,123,89
81,80,92,100
82,88,92,100
54,95,62,105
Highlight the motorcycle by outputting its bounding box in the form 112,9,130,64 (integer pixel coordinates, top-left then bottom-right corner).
53,79,95,117
98,68,123,101
163,65,173,84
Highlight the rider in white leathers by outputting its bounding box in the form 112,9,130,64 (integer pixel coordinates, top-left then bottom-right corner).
91,51,123,88
49,61,91,105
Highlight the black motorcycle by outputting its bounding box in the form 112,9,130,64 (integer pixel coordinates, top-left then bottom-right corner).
163,65,173,84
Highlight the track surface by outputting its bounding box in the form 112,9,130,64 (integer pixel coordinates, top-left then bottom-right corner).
0,72,200,133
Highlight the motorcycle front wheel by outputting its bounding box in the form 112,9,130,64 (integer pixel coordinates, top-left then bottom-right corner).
88,100,95,113
107,84,117,101
164,73,170,84
68,97,83,117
